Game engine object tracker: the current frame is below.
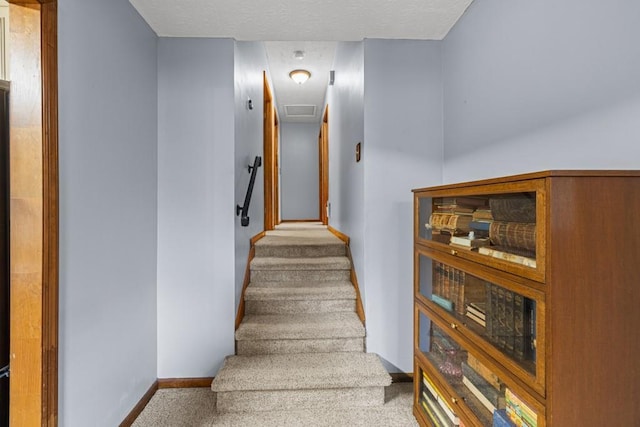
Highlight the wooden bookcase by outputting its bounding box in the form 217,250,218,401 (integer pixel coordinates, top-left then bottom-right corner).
412,171,640,427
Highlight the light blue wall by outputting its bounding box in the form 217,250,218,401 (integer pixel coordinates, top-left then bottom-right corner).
325,41,365,295
281,122,320,220
442,0,640,182
157,38,236,378
363,39,443,373
234,41,268,309
58,0,158,425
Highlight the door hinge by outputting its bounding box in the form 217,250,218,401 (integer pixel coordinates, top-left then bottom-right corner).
0,364,9,379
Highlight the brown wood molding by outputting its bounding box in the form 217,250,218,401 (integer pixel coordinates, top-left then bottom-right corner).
319,107,329,225
235,231,266,330
118,381,158,427
157,377,214,389
41,2,59,425
391,372,414,383
327,225,350,245
7,2,58,426
327,226,365,323
280,219,321,223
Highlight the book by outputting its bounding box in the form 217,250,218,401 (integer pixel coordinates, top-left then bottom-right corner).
466,310,486,327
472,209,494,222
463,275,487,309
432,230,452,244
450,235,490,248
496,287,507,350
462,363,505,409
431,294,453,311
504,290,515,354
489,195,536,223
478,247,537,268
505,389,537,427
421,397,451,427
513,294,533,361
469,220,492,231
489,222,536,252
423,375,460,425
466,302,486,320
466,353,502,390
493,409,515,427
462,375,497,413
436,196,489,208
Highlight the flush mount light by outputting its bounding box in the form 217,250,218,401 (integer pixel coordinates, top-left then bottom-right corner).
289,69,311,85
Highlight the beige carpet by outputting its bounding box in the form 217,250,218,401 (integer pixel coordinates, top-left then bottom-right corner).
132,383,418,427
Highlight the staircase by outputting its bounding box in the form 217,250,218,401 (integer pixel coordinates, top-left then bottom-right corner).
211,224,392,417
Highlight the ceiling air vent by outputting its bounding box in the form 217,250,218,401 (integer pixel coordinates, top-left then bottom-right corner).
284,104,317,118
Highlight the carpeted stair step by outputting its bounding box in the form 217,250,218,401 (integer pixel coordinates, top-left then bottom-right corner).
245,281,356,314
236,312,365,355
251,257,351,282
255,234,346,258
211,353,391,412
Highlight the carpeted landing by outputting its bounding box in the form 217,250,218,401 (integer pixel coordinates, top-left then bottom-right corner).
132,383,418,426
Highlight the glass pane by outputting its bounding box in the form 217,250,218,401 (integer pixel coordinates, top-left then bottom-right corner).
423,256,537,375
419,367,462,427
425,192,538,269
423,323,539,427
418,195,433,240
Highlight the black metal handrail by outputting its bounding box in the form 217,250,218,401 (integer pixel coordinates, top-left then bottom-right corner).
236,156,262,227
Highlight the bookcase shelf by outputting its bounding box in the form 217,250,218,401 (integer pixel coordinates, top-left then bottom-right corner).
413,170,640,426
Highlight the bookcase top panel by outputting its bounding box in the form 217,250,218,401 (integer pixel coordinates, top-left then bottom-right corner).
412,169,640,193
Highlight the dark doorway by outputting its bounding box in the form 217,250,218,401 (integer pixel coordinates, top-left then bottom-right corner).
0,80,10,426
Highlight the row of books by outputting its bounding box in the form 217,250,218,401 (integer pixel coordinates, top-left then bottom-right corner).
427,195,539,268
486,284,536,362
456,352,537,427
431,262,486,316
420,372,464,426
429,266,536,364
424,344,538,427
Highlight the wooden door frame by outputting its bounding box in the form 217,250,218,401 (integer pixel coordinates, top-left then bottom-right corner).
8,1,58,426
319,106,329,225
263,71,279,230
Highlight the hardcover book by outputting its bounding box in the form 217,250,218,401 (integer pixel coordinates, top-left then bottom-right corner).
461,363,505,410
489,195,536,223
466,353,502,390
478,247,537,268
489,222,536,252
493,409,515,427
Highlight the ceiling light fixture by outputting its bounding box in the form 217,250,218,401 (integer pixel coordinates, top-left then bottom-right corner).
289,69,311,85
294,50,305,60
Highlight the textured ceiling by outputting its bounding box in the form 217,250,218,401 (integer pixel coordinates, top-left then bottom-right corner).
130,0,473,123
129,0,473,41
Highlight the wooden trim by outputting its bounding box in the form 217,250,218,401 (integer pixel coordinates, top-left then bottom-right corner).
391,372,414,383
41,2,58,425
263,72,276,230
157,378,214,389
327,225,350,245
411,169,640,193
7,2,58,425
118,381,158,427
280,219,321,223
319,107,329,225
327,226,365,323
234,231,266,330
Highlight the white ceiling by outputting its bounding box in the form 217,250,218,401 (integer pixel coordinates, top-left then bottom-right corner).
265,42,336,124
130,0,473,123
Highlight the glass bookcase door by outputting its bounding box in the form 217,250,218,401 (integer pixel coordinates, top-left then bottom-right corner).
413,180,546,283
415,250,545,395
416,306,544,427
